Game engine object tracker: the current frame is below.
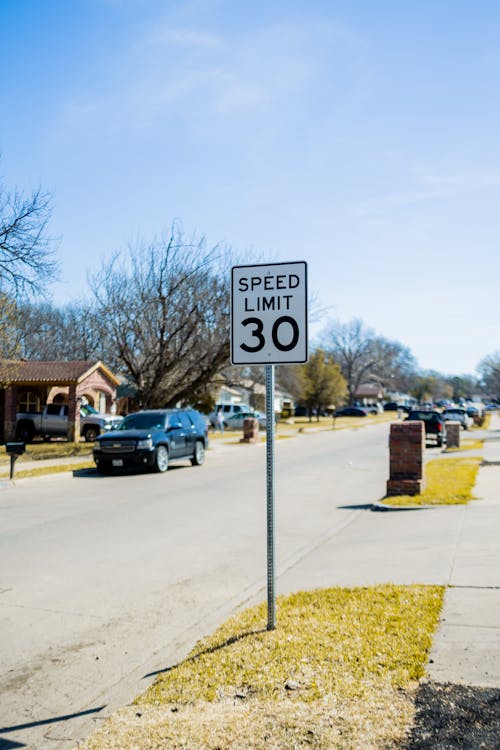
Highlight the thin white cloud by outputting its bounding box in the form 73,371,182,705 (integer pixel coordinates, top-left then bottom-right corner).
52,12,366,140
147,27,222,48
356,169,500,211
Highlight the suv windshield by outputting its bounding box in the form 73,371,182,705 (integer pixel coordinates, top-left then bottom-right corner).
119,413,167,431
408,411,440,421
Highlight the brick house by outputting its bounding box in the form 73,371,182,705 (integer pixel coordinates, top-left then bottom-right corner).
0,360,120,442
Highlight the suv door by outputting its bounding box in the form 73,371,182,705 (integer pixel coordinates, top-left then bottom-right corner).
178,412,195,456
166,414,187,457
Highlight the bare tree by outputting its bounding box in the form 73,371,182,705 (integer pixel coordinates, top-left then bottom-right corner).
15,300,108,361
0,293,23,357
322,318,379,405
322,318,422,403
275,364,303,402
369,337,418,394
0,181,58,297
90,226,232,408
478,353,500,399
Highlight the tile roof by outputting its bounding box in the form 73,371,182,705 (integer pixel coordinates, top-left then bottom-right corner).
354,383,383,398
0,360,118,385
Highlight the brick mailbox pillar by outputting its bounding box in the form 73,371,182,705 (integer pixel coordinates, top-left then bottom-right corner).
240,417,260,444
386,421,426,496
446,421,460,449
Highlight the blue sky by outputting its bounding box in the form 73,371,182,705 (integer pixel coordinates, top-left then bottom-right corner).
1,0,499,376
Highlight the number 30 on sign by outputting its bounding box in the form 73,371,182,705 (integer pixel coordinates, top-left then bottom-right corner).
231,261,308,365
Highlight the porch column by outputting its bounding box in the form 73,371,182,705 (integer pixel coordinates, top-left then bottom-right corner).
4,386,18,441
67,384,81,442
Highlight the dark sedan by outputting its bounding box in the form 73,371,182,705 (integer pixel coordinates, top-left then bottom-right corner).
93,408,208,473
335,406,367,417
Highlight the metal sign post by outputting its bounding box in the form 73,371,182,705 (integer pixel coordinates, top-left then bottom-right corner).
230,261,308,631
265,364,276,630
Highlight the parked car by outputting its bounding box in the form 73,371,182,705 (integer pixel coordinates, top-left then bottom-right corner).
293,405,308,417
223,411,268,430
335,406,367,417
208,403,251,427
93,408,208,473
442,408,473,430
405,410,447,447
358,404,380,415
383,402,411,413
16,402,123,443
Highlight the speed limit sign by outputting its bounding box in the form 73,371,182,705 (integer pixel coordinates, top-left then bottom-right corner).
231,261,308,365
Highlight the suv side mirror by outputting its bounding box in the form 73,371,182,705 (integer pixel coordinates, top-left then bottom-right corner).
168,419,182,430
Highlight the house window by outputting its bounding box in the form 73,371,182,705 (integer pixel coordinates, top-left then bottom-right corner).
18,392,40,412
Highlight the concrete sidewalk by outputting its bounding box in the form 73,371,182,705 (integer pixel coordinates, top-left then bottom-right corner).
427,413,500,687
278,412,500,689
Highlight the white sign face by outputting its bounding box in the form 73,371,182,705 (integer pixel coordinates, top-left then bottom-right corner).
231,261,308,365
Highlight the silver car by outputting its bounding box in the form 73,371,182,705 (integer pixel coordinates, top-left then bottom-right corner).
442,408,473,430
223,411,268,430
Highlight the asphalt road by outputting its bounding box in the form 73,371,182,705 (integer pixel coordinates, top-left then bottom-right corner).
0,422,391,749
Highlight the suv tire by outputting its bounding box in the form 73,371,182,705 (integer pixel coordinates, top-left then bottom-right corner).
191,440,205,466
153,445,169,473
83,426,100,442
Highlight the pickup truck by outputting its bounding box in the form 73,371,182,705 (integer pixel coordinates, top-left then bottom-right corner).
15,403,123,443
405,409,447,447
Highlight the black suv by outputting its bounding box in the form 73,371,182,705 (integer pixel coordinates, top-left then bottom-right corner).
93,409,208,473
405,410,447,447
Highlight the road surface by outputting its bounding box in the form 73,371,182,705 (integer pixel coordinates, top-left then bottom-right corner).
0,422,390,749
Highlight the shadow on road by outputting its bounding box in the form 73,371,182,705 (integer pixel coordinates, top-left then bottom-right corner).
72,464,188,479
0,706,106,748
336,502,428,513
337,503,374,511
144,628,267,680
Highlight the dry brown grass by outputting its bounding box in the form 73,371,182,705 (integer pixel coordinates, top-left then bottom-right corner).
84,686,415,749
80,585,443,750
0,441,92,465
0,461,94,479
383,456,482,507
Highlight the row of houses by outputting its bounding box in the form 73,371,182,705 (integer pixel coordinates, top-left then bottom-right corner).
0,358,390,442
0,360,120,442
0,359,289,442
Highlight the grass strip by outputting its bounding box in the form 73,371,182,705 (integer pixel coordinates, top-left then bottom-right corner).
445,438,484,453
0,461,94,479
383,456,482,507
81,584,443,750
0,441,92,465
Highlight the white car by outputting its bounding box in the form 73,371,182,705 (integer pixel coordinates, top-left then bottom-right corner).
209,403,251,427
442,408,473,430
223,411,267,430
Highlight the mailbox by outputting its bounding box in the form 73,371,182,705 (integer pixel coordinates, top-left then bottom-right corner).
5,442,25,479
6,442,26,456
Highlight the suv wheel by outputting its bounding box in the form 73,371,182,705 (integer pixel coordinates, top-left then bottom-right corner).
153,445,169,473
83,426,99,442
191,440,205,466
